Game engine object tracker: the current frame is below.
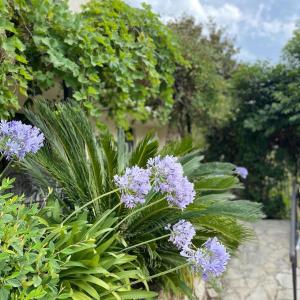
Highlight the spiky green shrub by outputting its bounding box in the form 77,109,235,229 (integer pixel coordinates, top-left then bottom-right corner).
23,102,263,297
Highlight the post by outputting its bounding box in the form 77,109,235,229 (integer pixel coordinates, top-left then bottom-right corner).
290,178,298,300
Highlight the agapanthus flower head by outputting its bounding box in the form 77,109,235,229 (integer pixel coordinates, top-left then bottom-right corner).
235,166,248,179
147,155,195,209
183,237,230,281
0,120,44,160
114,166,151,208
168,219,196,250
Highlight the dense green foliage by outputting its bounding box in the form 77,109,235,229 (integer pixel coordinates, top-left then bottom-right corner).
0,177,155,299
168,17,237,138
0,1,32,118
43,204,156,300
23,102,263,297
0,178,60,299
0,0,182,127
284,27,300,66
206,58,300,218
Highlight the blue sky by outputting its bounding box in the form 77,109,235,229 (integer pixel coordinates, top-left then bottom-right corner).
126,0,300,63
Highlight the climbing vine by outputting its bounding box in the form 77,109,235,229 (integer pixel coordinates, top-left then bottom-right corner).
0,0,183,127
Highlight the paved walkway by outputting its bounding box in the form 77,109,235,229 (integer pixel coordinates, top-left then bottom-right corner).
221,220,299,300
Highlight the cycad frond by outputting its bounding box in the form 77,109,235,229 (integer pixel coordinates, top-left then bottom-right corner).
159,136,195,156
193,216,254,250
22,103,263,299
129,133,159,167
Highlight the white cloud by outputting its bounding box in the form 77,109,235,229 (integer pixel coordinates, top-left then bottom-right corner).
125,0,298,61
243,4,296,40
126,0,243,30
126,0,295,38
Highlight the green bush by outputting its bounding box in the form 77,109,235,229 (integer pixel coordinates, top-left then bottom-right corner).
0,178,60,299
168,17,237,138
206,61,300,218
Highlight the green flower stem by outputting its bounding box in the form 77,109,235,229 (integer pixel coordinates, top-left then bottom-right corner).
62,188,120,225
119,233,171,253
99,262,190,297
113,197,165,230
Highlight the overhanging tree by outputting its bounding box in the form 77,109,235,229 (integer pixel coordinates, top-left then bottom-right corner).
168,17,237,138
206,58,300,218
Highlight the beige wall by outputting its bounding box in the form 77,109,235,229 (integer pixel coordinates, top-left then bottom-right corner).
68,0,88,12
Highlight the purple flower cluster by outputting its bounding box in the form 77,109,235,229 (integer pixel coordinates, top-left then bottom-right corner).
168,219,230,280
147,156,195,209
114,156,230,281
0,120,44,160
114,155,195,209
168,220,196,250
114,166,151,208
184,237,230,281
235,166,248,179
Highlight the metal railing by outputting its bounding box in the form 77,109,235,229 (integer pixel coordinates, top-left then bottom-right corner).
290,180,298,300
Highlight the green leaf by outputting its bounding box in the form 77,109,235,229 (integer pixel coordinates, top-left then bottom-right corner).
71,281,99,299
24,286,47,299
195,175,240,190
84,275,110,290
72,291,92,300
60,240,95,255
105,290,158,300
32,275,42,287
96,235,116,255
15,54,28,63
0,288,9,300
